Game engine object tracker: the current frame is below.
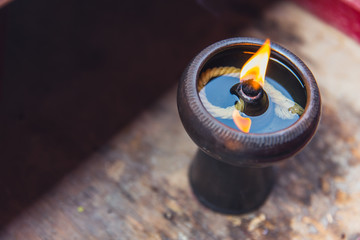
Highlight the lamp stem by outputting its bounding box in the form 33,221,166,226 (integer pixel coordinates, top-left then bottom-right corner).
189,149,275,214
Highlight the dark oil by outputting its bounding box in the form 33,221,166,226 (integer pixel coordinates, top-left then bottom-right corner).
199,75,303,133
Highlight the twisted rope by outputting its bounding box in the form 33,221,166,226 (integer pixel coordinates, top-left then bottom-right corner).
198,67,304,118
198,66,240,92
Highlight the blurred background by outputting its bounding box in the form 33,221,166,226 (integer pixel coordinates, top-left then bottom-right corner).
0,0,278,228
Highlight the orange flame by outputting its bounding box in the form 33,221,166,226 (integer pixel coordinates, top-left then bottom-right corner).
239,39,271,89
233,39,271,132
232,110,251,133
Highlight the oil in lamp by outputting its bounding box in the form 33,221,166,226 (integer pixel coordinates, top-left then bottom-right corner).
177,38,321,214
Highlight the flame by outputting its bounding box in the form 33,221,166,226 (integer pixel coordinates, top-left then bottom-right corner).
232,110,251,133
239,39,271,89
232,39,271,132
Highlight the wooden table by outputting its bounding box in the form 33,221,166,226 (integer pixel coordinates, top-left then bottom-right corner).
2,1,360,239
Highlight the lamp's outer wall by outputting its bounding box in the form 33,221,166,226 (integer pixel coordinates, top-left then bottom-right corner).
177,37,321,167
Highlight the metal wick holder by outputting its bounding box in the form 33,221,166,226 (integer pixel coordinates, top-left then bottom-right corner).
177,38,321,214
230,80,269,116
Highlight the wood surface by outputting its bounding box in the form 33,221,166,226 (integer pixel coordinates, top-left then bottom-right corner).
2,1,360,239
0,0,242,229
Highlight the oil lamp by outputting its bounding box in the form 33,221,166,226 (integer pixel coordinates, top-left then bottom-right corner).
177,38,321,214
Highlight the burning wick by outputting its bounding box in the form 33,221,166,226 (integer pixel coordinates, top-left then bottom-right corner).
234,39,271,104
230,39,271,123
242,80,262,97
230,80,264,105
230,39,271,132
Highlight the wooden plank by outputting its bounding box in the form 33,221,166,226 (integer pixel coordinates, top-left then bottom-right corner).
2,1,360,239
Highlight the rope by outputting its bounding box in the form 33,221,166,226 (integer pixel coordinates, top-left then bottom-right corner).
198,66,240,92
198,67,304,118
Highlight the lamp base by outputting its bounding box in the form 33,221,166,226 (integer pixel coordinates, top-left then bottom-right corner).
189,150,275,214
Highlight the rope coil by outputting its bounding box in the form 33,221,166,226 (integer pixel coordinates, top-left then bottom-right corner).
198,67,304,119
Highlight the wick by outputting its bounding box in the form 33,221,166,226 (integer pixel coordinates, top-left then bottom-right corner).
230,80,264,104
242,81,261,97
230,79,269,116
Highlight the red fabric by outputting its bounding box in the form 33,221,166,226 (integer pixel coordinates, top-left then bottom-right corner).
294,0,360,43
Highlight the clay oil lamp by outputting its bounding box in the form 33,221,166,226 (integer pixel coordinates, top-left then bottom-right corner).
177,38,321,214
